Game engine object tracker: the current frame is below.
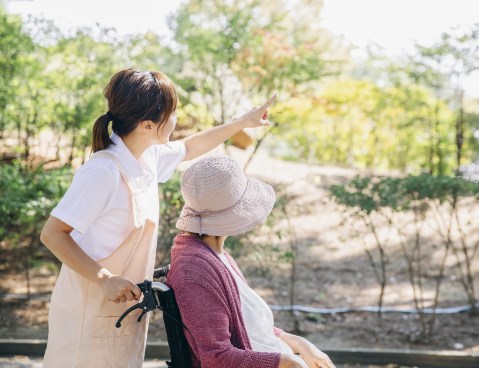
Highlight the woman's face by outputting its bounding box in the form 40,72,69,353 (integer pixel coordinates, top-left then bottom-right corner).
156,112,177,144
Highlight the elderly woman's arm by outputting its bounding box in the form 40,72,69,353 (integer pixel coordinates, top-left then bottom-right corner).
279,332,336,368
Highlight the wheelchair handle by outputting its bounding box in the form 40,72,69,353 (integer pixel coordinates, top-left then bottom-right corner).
115,280,157,328
116,264,172,328
151,281,170,292
153,264,170,279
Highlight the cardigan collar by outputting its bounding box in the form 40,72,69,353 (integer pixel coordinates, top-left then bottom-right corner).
171,233,220,260
171,233,248,284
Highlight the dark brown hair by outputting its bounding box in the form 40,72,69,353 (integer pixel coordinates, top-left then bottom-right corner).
92,68,178,152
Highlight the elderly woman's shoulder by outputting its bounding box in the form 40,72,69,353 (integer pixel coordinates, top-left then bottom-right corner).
170,253,211,278
169,254,224,291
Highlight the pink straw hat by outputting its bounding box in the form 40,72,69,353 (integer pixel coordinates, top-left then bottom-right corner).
175,155,276,236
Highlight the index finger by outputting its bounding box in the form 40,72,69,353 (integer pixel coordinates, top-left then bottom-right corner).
131,284,142,299
260,93,277,111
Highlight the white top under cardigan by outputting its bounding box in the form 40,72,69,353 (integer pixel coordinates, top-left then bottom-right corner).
218,253,294,355
51,133,186,261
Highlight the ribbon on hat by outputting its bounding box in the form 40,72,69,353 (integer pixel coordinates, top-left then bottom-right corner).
171,180,250,236
171,206,208,236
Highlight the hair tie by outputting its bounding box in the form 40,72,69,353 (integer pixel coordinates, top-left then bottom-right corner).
106,111,114,121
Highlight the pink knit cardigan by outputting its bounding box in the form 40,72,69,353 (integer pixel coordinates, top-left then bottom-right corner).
167,233,282,368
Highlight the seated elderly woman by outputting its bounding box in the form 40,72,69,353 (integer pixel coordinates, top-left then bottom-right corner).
167,154,335,368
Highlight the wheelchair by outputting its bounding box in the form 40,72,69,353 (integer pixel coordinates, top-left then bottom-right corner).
115,265,192,368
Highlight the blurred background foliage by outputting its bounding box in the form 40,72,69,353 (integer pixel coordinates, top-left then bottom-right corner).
0,0,478,172
0,0,478,318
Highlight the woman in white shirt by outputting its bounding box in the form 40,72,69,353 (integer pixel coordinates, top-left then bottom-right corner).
40,68,276,368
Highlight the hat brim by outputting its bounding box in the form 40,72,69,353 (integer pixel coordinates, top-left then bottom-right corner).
175,178,275,236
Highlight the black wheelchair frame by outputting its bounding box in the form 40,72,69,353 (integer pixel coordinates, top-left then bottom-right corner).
115,265,192,368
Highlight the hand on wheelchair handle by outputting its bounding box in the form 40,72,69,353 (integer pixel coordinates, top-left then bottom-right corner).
115,280,158,328
101,273,142,303
115,265,172,328
117,272,192,368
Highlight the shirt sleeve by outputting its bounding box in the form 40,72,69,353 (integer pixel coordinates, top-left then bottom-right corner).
50,164,116,234
174,279,281,368
154,140,186,183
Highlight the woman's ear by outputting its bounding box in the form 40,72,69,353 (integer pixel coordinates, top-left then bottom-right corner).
140,120,153,132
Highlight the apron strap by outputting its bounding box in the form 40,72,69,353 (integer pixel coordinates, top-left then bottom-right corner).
90,151,137,194
91,150,152,276
121,223,150,275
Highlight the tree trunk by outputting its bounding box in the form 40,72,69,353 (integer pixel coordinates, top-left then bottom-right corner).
455,89,464,174
69,128,77,163
55,127,62,162
427,116,435,175
24,118,36,162
434,102,445,175
0,106,6,157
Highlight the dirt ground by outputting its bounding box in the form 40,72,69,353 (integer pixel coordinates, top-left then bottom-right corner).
0,357,411,368
1,147,478,358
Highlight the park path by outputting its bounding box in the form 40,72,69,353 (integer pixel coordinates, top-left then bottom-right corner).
0,356,373,368
0,357,168,368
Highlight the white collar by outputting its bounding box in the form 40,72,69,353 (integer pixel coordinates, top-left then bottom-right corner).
106,133,156,191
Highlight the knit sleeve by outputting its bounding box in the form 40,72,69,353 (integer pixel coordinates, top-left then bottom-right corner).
174,280,281,368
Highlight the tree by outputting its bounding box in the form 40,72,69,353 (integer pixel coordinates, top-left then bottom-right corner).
269,77,456,174
169,0,266,128
46,27,118,163
9,46,51,161
411,24,479,172
230,0,345,167
233,0,343,97
0,8,34,156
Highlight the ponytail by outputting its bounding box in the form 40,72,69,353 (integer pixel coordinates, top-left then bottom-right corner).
92,113,113,152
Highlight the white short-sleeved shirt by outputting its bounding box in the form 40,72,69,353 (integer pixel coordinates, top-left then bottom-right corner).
51,133,186,261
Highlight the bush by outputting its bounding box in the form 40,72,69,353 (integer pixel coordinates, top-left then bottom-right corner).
0,161,72,241
156,172,184,264
331,174,479,340
0,161,72,296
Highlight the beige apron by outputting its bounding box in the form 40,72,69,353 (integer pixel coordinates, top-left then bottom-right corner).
44,152,159,368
